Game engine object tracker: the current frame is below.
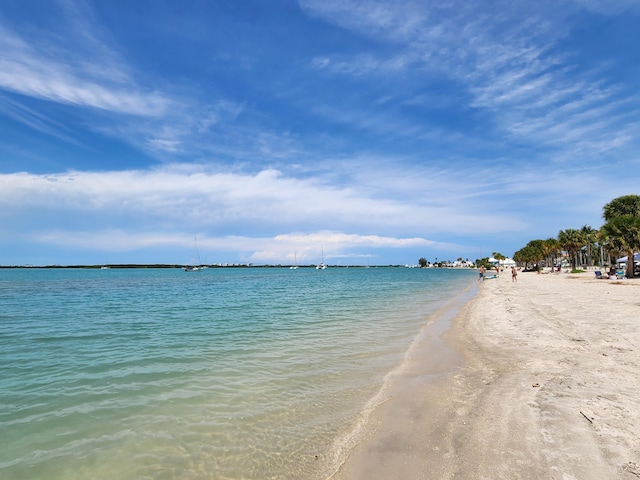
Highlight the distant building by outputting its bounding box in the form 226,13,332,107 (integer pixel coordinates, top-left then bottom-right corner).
489,257,516,267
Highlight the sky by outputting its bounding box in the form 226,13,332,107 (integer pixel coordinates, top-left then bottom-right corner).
1,0,639,266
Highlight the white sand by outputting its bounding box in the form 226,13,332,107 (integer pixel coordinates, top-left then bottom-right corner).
330,271,640,479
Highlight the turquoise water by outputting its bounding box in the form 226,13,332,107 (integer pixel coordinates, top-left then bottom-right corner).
0,267,475,479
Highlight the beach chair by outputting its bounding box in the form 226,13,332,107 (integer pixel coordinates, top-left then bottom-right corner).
594,270,603,279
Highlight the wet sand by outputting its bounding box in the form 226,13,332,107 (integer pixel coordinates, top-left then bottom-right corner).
329,270,640,479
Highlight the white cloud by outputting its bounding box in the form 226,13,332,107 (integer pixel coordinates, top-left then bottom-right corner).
0,164,520,237
32,228,448,264
0,26,169,116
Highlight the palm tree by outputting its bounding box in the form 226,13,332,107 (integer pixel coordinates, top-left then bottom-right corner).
542,238,560,270
513,240,544,270
602,195,640,278
600,217,640,274
603,195,640,219
580,225,596,267
597,228,616,268
558,228,584,270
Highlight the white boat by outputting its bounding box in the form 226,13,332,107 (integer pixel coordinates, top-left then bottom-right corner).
316,247,327,269
183,236,202,271
290,252,299,269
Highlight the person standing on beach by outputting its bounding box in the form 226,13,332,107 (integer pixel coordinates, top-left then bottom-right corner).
511,266,518,282
479,265,485,282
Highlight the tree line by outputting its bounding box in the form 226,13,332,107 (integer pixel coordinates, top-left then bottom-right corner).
513,195,640,278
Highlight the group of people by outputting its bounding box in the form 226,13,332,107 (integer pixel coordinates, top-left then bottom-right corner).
478,264,518,282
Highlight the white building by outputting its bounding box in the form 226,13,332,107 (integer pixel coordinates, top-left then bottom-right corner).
489,257,516,267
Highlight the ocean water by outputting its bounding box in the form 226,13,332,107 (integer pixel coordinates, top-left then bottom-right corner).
0,267,475,480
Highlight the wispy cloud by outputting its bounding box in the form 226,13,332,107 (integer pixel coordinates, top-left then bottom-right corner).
0,24,168,116
0,5,246,163
0,95,83,146
300,0,432,45
301,0,640,160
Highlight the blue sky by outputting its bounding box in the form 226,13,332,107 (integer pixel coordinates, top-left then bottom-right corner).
1,0,639,266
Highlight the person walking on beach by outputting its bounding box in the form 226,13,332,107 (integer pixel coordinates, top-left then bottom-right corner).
511,266,518,282
479,265,485,282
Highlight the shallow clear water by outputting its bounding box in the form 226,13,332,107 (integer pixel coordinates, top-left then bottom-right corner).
0,267,475,479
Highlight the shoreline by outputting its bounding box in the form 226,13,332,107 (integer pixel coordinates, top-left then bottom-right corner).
330,271,640,479
327,279,478,479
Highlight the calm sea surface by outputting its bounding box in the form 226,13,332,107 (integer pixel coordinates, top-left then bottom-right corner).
0,267,475,479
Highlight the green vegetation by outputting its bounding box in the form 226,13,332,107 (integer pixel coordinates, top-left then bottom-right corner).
514,195,640,278
475,257,495,269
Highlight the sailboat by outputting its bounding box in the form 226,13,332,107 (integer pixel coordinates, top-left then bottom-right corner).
316,247,327,270
183,236,201,271
290,252,299,270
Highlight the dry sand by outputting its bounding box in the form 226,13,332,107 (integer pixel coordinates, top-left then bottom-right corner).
330,270,640,479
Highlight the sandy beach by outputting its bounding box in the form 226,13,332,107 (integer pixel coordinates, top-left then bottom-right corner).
330,270,640,479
